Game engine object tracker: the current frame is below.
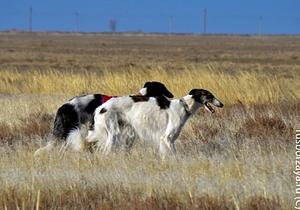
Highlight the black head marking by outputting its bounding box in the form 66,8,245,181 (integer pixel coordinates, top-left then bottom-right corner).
189,89,214,103
143,81,174,98
189,89,224,108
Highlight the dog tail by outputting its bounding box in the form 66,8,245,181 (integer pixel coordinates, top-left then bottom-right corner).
53,103,80,140
65,127,88,151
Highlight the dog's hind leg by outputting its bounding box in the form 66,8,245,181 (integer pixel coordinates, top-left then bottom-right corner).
102,133,114,154
65,129,87,152
101,110,123,153
34,140,56,158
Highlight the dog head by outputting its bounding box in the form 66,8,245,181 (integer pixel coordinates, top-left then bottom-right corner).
189,89,223,113
139,81,174,98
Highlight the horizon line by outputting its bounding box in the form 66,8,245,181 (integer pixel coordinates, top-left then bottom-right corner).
1,29,300,36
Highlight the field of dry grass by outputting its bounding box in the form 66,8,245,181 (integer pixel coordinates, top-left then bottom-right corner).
0,32,299,209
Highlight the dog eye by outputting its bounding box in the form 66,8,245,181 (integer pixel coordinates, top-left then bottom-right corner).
206,95,214,99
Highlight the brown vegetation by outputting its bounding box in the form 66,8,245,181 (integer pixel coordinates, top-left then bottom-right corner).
0,32,298,209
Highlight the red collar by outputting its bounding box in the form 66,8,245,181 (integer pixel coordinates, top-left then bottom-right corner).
102,95,116,103
102,92,142,104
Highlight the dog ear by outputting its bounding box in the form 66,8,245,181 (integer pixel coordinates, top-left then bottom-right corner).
143,81,174,98
153,81,173,98
143,82,151,88
162,85,174,98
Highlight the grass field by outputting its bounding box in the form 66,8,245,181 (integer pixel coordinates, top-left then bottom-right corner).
0,32,299,209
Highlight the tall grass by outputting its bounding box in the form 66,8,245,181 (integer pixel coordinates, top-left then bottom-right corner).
0,99,296,209
1,67,299,105
0,34,298,209
0,143,292,209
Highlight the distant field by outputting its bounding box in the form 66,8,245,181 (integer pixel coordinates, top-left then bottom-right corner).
0,32,298,209
1,32,300,72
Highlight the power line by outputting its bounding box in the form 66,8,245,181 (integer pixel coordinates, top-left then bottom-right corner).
203,8,207,34
109,19,117,32
29,6,32,32
168,16,173,34
75,11,79,32
259,15,263,35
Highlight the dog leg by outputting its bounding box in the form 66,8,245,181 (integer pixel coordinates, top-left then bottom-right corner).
34,140,56,158
101,110,124,153
161,137,176,155
159,137,169,160
161,113,183,157
170,142,177,154
86,130,98,143
65,129,86,152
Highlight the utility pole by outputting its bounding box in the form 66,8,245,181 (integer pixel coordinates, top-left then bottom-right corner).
75,11,79,32
29,6,32,32
109,20,117,33
168,16,173,34
259,16,263,35
203,8,207,34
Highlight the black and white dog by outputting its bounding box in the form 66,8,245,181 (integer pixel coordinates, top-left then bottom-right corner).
87,89,223,157
34,82,173,156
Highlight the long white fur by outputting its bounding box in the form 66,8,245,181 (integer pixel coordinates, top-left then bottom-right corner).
87,94,205,157
34,82,175,157
65,128,88,151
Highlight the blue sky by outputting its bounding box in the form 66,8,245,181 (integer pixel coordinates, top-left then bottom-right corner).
1,0,299,34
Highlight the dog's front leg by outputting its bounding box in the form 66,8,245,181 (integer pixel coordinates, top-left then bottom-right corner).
163,118,181,154
170,142,177,154
159,136,168,158
159,134,176,159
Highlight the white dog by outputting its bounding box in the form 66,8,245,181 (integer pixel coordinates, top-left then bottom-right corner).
87,89,223,157
34,81,173,156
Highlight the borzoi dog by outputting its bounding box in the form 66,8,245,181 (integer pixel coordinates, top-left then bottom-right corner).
34,82,173,156
88,89,223,157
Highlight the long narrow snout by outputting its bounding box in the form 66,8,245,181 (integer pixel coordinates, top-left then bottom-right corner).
212,98,224,108
204,98,224,113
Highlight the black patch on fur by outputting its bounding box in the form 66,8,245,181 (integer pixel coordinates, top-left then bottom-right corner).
143,81,174,98
89,119,95,131
131,95,170,109
189,89,213,103
156,96,171,109
53,103,79,140
130,95,149,102
84,94,103,114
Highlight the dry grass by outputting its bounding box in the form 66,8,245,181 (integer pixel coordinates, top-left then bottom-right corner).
0,32,298,209
0,144,291,210
0,111,52,145
1,67,299,105
0,101,296,209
